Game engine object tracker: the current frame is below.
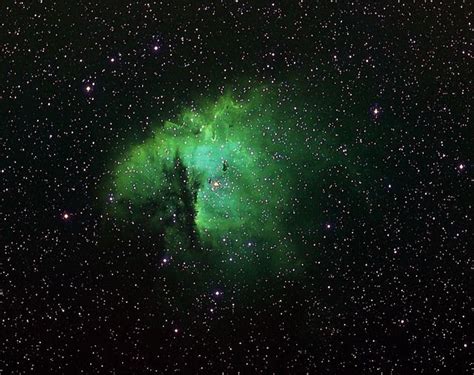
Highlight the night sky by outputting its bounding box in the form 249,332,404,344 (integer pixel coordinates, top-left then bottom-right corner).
3,1,472,373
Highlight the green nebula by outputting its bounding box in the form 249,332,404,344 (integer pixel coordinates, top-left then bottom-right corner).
105,84,353,273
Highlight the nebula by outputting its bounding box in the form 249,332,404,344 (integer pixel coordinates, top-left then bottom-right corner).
106,84,353,273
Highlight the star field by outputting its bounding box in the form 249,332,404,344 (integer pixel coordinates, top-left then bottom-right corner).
2,1,472,373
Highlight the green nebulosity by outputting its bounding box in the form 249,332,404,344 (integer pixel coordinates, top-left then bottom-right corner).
106,84,358,273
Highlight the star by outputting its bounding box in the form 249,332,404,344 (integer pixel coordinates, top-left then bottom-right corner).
83,82,95,94
369,103,383,120
210,179,222,191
